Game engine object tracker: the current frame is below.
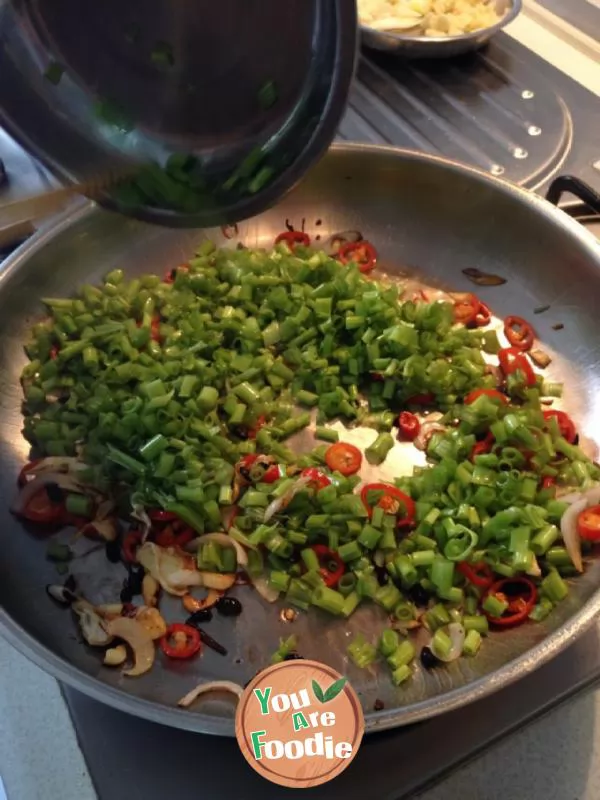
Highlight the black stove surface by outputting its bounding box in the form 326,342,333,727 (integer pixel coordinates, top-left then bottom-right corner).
63,622,600,800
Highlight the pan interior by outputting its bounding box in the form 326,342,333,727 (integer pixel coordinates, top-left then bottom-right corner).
1,146,600,735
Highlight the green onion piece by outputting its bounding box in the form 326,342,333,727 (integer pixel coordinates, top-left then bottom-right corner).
365,432,395,465
347,634,378,669
462,629,482,657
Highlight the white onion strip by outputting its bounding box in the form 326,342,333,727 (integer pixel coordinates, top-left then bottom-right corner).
188,533,248,570
414,420,446,452
11,473,87,514
251,575,280,603
264,476,311,523
431,623,465,663
559,485,600,574
178,681,244,709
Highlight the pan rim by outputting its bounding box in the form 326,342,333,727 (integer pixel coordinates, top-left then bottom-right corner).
2,142,600,737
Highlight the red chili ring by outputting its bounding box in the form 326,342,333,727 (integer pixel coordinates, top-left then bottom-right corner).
337,240,377,274
274,231,310,250
483,577,537,628
504,315,535,352
160,623,202,659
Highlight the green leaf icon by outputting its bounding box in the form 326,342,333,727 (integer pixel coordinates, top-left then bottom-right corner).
323,677,347,703
312,679,325,703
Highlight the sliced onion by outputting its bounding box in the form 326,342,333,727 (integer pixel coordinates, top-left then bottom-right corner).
526,553,542,578
561,499,588,573
132,504,152,542
198,571,236,591
72,600,113,647
187,533,248,570
137,542,202,596
178,680,244,709
251,574,280,603
105,616,155,677
135,606,168,640
22,457,88,478
484,364,503,385
182,590,223,614
430,623,465,663
414,420,447,452
558,486,600,505
264,475,311,523
326,229,362,257
11,473,87,514
558,485,600,573
81,518,118,542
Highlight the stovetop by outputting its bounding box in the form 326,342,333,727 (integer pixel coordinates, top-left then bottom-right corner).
2,18,600,800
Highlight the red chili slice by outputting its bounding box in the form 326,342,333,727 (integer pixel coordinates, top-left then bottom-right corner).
150,315,161,343
50,346,60,360
174,526,196,547
18,487,65,524
164,263,189,284
398,411,420,441
226,506,240,531
469,431,495,462
262,464,284,484
543,410,577,444
360,482,415,528
484,577,537,627
337,241,377,274
148,510,178,523
274,231,310,250
457,561,494,590
122,530,143,563
464,389,508,406
324,443,362,476
300,468,332,491
498,347,536,387
453,294,491,328
154,526,176,547
248,415,266,441
474,301,492,327
160,623,202,659
310,545,345,589
577,505,600,543
406,393,435,406
504,316,535,351
453,294,480,326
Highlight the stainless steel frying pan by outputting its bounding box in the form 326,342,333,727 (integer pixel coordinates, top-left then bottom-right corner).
1,144,600,737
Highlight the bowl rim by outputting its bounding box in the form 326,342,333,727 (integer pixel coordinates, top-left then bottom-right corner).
360,0,522,44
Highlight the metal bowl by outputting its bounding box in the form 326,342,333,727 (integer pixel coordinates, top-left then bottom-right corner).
361,0,522,58
1,144,600,736
0,0,357,227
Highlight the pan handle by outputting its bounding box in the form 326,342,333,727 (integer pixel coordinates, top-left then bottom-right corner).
546,175,600,214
